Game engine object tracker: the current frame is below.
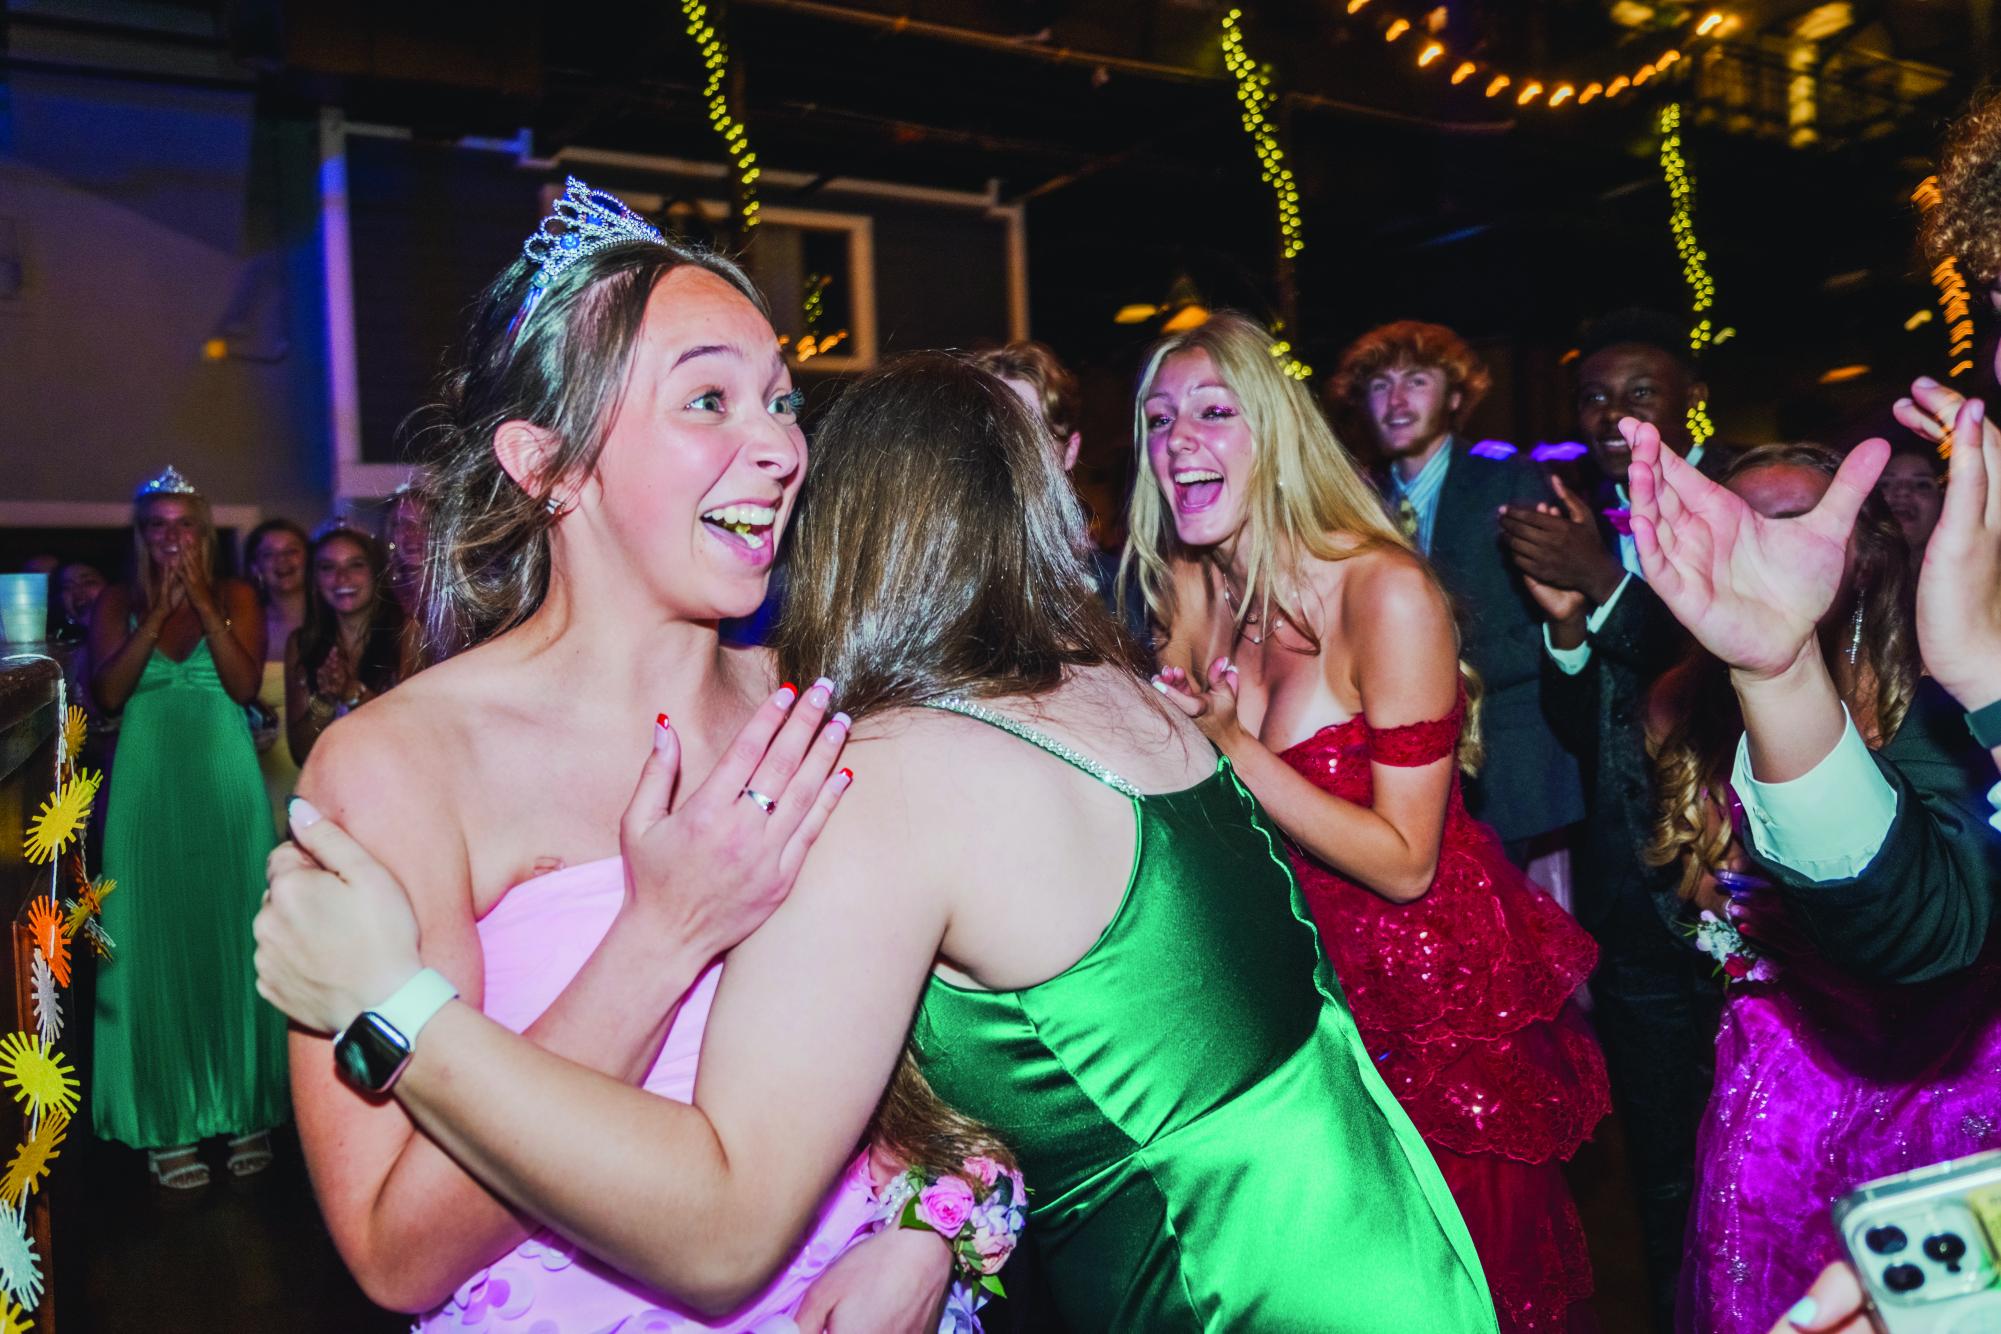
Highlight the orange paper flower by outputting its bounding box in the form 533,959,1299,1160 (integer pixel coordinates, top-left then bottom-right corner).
23,904,65,991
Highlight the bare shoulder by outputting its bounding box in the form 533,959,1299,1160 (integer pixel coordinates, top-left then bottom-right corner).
297,665,474,896
1337,545,1450,631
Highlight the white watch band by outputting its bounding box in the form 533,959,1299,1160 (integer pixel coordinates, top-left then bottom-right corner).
368,968,459,1046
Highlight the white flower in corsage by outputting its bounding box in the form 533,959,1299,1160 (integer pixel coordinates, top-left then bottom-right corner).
1687,908,1776,985
875,1154,1029,1334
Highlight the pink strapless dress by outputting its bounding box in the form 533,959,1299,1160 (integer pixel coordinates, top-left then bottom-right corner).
417,856,881,1334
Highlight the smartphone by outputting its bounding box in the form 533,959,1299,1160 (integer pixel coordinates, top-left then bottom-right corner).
1834,1149,2001,1333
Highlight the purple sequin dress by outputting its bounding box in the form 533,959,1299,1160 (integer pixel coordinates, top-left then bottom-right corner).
1678,878,2001,1333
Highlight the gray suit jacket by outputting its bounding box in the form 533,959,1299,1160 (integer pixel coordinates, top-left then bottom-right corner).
1408,438,1585,844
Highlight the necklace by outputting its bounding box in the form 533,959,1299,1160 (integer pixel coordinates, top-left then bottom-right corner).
1220,578,1279,646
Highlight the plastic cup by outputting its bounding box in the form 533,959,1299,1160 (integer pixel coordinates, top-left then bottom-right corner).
0,573,49,646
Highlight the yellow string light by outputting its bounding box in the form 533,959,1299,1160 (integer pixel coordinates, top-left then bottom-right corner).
1220,10,1304,261
680,0,760,230
1659,102,1719,448
1268,339,1315,381
1347,5,1732,113
1912,177,1977,408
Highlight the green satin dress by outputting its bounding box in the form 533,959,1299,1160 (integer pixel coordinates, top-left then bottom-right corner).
910,700,1495,1332
93,639,288,1149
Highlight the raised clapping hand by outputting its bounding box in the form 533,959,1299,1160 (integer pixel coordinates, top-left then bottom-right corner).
1152,657,1243,746
1896,381,2001,714
1622,415,1891,680
254,684,854,1036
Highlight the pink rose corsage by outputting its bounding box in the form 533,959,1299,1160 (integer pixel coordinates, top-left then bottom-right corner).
875,1158,1029,1334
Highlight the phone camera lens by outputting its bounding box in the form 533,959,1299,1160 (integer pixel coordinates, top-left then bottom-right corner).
1866,1226,1909,1255
1883,1263,1926,1293
1924,1233,1968,1265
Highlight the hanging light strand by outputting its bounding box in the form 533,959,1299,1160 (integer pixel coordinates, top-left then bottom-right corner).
1912,176,1977,392
1357,5,1737,113
1220,9,1304,261
681,0,761,229
1659,102,1723,448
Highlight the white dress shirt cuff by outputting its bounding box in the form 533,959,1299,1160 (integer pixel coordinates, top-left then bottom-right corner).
1731,708,1899,882
1539,574,1634,674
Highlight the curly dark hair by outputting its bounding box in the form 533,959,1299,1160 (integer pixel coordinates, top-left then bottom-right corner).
1923,89,2001,288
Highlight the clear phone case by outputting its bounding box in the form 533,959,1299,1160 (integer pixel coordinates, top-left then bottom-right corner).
1834,1150,2001,1333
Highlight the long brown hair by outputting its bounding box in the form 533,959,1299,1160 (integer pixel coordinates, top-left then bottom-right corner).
406,235,764,665
1646,444,1919,898
773,350,1147,711
775,351,1155,1176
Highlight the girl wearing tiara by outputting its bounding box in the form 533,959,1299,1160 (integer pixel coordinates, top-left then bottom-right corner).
251,182,1492,1331
90,469,288,1187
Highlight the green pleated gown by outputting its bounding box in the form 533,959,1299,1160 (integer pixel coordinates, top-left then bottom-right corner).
910,702,1496,1332
92,641,288,1149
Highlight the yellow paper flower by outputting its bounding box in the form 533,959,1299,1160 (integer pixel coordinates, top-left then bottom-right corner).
0,1298,28,1334
0,1036,77,1122
62,878,113,941
58,707,86,774
23,904,65,992
21,769,100,865
0,1110,65,1209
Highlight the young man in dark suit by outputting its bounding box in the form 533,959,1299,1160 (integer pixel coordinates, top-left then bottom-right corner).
1498,308,1727,1333
1332,321,1585,865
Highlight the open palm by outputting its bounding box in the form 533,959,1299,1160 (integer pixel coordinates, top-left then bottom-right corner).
1622,417,1889,679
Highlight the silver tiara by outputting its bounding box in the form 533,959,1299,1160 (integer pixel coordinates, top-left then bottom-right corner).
514,178,666,330
135,465,198,499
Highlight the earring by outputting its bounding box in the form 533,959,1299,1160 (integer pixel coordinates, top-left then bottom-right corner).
1846,596,1865,665
544,495,564,517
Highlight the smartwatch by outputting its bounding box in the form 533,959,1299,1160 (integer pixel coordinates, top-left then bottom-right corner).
332,968,459,1095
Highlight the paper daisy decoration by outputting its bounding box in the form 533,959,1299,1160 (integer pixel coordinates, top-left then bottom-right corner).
58,707,86,773
26,956,56,1050
0,1203,42,1309
0,1035,77,1122
21,769,100,865
76,920,113,961
23,903,66,992
0,1298,28,1334
0,1110,64,1209
62,877,113,941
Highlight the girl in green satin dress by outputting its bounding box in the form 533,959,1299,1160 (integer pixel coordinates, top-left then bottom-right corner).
252,346,1493,1329
89,474,289,1187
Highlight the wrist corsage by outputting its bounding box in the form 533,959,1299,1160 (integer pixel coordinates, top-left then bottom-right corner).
1686,906,1776,985
875,1155,1028,1334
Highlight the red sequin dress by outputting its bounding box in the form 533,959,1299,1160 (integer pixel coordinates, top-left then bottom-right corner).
1278,698,1611,1334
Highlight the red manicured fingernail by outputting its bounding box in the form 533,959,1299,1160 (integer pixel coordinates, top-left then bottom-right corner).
655,712,670,729
838,767,854,786
776,684,798,707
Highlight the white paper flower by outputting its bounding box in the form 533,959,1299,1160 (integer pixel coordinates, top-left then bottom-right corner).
0,1202,43,1309
27,956,57,1050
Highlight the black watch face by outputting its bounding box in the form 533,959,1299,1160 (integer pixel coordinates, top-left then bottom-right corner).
335,1013,409,1094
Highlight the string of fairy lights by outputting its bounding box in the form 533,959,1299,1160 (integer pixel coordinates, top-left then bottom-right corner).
1658,101,1727,449
680,0,761,230
1911,175,1977,386
1345,3,1741,113
1220,9,1303,262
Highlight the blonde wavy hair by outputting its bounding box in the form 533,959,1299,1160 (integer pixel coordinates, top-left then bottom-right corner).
1121,311,1483,773
131,491,218,616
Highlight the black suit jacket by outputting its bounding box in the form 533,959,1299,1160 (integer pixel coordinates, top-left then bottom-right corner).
1540,456,1728,962
1751,679,2000,984
1415,438,1585,844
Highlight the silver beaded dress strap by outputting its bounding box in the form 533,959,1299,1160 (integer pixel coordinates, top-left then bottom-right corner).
923,696,1145,799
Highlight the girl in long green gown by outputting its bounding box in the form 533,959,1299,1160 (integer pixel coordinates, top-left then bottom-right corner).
89,470,288,1187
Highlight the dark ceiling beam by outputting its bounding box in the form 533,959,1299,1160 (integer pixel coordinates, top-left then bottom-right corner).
732,0,1218,84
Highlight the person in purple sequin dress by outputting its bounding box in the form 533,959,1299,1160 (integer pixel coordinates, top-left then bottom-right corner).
1639,443,2001,1334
